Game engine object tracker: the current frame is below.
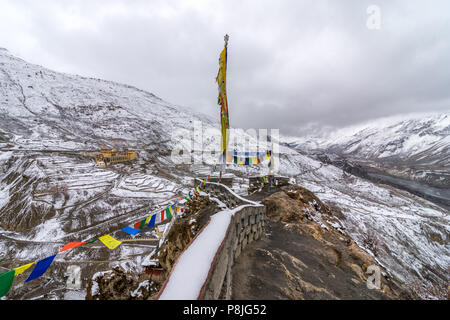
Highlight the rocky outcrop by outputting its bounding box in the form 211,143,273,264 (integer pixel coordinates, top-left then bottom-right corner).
232,184,412,300
86,266,138,300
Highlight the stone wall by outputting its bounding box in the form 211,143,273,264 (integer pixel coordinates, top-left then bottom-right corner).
197,204,266,300
206,177,234,188
201,182,246,209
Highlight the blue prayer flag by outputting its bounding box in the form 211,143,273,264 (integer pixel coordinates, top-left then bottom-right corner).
121,226,140,235
25,254,57,283
147,214,156,228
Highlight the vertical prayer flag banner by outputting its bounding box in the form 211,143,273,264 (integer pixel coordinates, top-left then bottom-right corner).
147,214,156,228
59,242,87,253
25,254,57,283
161,209,166,221
98,235,122,250
216,36,230,156
0,270,15,297
121,226,140,236
14,262,36,276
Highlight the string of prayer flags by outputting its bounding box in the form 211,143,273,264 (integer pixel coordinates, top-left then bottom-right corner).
59,242,87,253
228,154,268,165
14,261,36,276
0,270,15,298
98,235,122,250
25,254,57,283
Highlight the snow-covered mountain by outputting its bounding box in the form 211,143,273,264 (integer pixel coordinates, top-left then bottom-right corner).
282,112,450,205
0,48,448,300
284,112,449,165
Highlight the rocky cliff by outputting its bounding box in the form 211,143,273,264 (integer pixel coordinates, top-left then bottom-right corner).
231,185,413,300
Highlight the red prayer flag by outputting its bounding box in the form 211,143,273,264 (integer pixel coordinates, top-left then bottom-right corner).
59,242,87,253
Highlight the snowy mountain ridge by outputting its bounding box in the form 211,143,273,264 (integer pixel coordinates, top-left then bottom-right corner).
283,112,450,166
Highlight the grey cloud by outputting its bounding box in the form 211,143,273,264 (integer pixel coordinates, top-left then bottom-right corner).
1,0,449,136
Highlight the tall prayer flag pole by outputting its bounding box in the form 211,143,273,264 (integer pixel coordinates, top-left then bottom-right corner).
216,34,230,182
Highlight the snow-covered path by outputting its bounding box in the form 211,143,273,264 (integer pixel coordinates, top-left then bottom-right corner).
158,204,252,300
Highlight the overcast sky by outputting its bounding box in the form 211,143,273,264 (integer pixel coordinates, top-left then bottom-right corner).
1,0,449,135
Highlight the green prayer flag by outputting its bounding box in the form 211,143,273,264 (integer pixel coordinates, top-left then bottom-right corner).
165,207,172,219
0,270,15,298
87,239,98,244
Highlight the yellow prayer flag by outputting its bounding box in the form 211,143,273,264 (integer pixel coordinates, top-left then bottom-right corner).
99,235,122,250
14,262,36,276
216,42,230,155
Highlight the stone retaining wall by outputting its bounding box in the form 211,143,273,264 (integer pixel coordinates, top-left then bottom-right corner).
197,204,266,300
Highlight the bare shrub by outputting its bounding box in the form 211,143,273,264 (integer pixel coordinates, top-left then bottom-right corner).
362,229,379,256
